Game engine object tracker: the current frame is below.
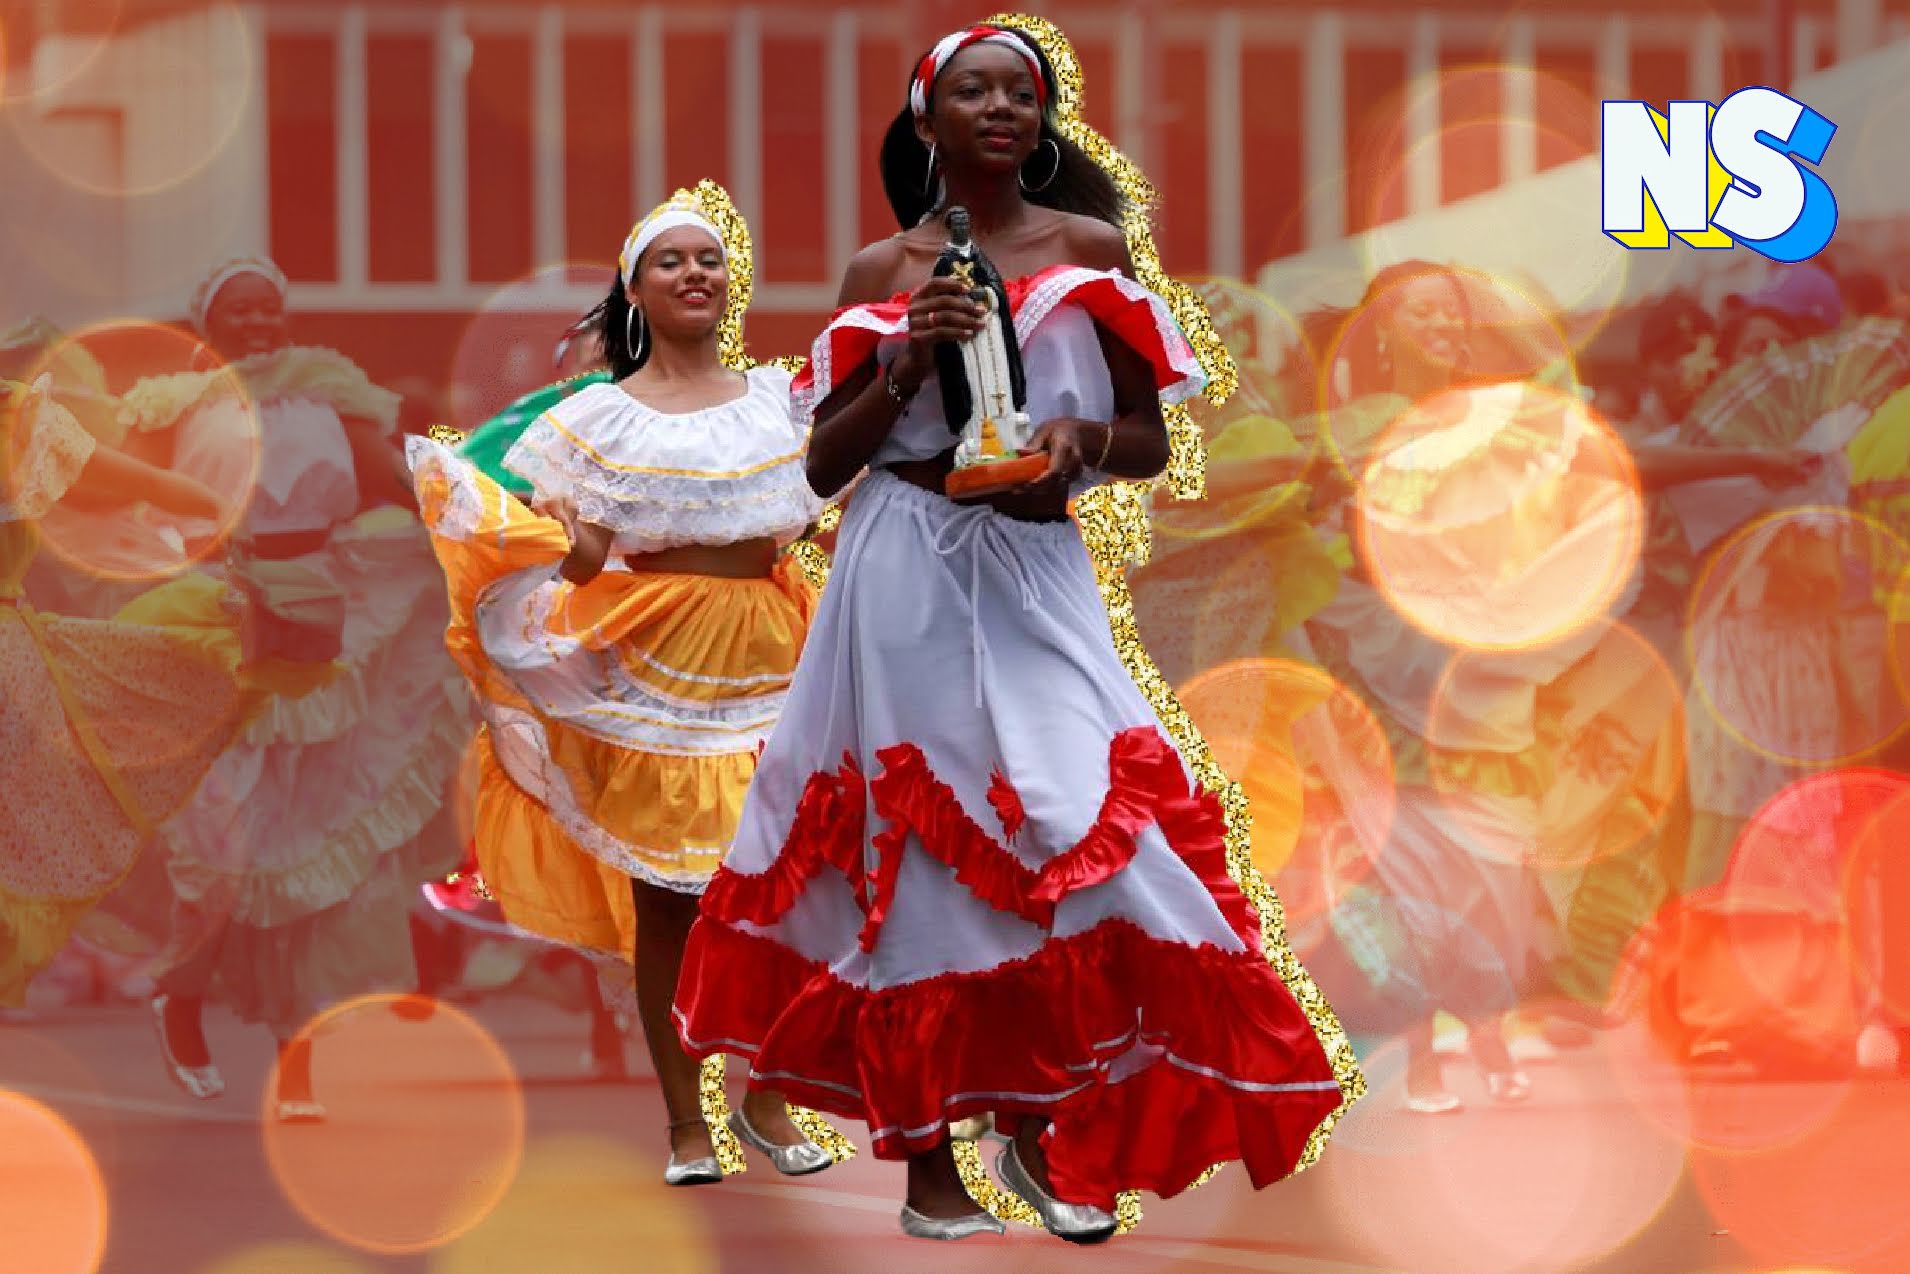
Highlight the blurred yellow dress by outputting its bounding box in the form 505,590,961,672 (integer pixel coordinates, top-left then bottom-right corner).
1133,411,1344,684
5,321,176,619
1129,398,1347,878
1851,382,1910,567
407,364,820,958
0,383,246,1005
100,347,468,1032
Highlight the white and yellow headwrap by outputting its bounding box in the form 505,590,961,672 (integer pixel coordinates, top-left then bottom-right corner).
618,193,726,284
190,256,289,336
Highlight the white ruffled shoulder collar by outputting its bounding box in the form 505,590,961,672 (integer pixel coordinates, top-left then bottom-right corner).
501,363,818,549
525,364,799,478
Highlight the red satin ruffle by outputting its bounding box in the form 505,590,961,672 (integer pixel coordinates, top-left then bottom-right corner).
676,726,1344,1206
675,918,1342,1208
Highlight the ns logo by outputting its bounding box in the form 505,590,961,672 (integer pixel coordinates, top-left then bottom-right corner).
1600,87,1837,264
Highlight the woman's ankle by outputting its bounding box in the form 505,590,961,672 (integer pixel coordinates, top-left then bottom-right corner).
905,1143,978,1217
1468,1019,1515,1074
666,1114,713,1155
159,994,212,1067
739,1089,814,1143
275,1034,315,1101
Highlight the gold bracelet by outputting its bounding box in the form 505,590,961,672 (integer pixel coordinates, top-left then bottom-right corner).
1094,422,1117,470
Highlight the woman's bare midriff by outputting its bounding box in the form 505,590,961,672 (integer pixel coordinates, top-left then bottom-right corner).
624,537,780,578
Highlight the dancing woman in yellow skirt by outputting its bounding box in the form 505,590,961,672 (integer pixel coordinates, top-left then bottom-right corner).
2,381,239,1007
409,185,831,1185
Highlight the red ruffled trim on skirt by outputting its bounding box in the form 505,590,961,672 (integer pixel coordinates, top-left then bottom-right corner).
697,750,866,926
698,727,1258,952
676,919,1341,1208
676,725,1343,1206
789,264,1204,417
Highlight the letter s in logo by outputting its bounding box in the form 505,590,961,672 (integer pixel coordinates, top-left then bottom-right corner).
1708,86,1837,264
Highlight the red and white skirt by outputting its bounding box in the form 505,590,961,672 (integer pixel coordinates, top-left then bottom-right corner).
672,471,1346,1209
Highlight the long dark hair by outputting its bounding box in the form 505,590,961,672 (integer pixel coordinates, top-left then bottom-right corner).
567,275,649,382
879,29,1124,231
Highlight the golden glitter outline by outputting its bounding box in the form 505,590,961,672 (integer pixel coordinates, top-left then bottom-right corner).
925,12,1360,1235
664,177,857,1171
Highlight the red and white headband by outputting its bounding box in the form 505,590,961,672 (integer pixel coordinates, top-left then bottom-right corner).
908,25,1047,118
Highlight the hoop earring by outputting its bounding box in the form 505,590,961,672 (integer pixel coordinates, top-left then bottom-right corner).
1019,138,1060,193
921,142,938,197
626,307,648,365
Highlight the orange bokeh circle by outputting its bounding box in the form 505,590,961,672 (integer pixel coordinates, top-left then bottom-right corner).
20,318,257,582
1323,1042,1683,1274
1601,866,1874,1158
1691,1081,1910,1273
1355,381,1642,652
0,2,128,109
1687,507,1910,768
0,1090,109,1274
1313,265,1581,469
1176,657,1396,911
8,1,253,199
1841,786,1910,1025
263,995,525,1256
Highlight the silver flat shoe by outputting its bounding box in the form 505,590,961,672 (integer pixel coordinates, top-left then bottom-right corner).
899,1205,1006,1241
1404,1089,1464,1115
728,1108,832,1176
996,1141,1117,1245
273,1099,329,1125
663,1154,722,1187
1485,1069,1534,1104
151,995,225,1100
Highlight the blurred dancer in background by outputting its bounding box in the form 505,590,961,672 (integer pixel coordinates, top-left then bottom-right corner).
108,258,468,1121
1,380,239,1011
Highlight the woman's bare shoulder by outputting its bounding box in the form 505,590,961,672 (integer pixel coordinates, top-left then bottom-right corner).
838,234,933,306
1059,214,1133,273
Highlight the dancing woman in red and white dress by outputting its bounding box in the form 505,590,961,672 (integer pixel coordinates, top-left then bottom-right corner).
673,23,1348,1244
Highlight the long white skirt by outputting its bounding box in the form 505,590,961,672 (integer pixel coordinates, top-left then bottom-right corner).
675,471,1346,1208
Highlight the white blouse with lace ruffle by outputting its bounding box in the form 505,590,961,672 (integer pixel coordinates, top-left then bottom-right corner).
503,364,821,554
3,391,97,524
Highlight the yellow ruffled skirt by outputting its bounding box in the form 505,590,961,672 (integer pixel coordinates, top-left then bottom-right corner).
1,545,250,1005
410,439,816,958
93,513,471,1031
